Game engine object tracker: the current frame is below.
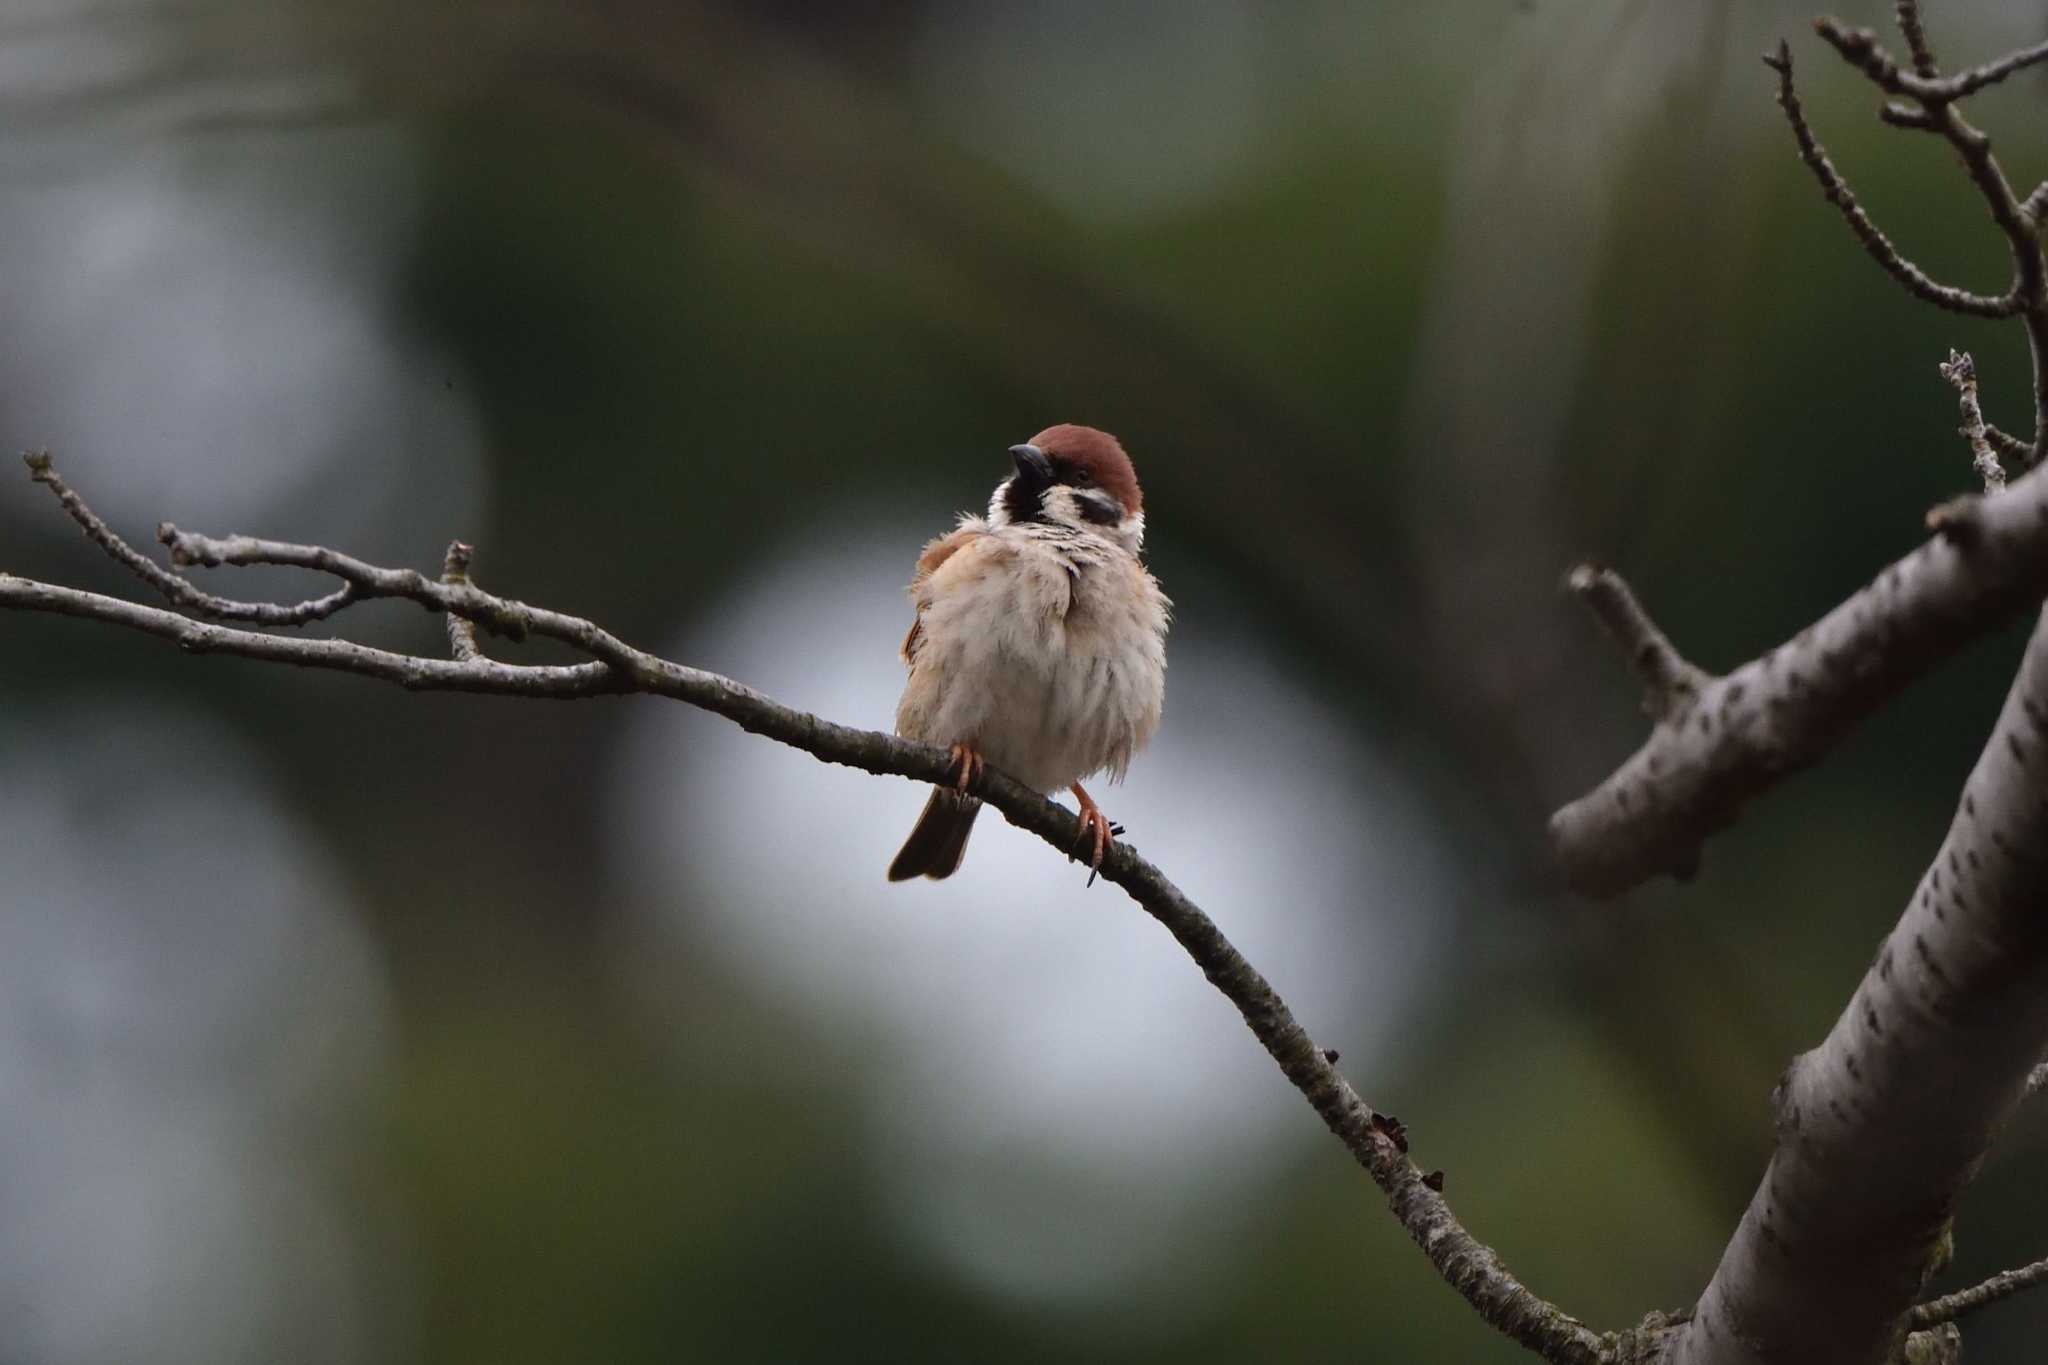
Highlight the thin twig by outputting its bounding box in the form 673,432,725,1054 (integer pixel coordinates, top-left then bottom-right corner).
1819,20,2048,103
1565,564,1711,723
1910,1256,2048,1328
1933,37,2048,101
1761,42,2017,320
1893,0,1938,79
1985,423,2035,467
1939,350,2006,492
441,540,481,662
0,454,1613,1365
1813,18,2048,458
23,450,357,625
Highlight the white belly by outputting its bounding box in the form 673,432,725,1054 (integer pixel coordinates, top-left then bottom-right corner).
897,532,1168,794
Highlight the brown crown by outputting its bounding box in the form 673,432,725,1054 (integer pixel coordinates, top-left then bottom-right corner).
1029,424,1142,516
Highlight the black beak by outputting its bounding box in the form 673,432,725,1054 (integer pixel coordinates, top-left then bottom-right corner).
1009,443,1053,485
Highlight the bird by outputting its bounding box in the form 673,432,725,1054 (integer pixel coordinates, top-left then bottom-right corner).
888,424,1170,883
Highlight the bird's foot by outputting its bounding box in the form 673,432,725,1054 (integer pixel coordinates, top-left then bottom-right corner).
948,743,986,793
1068,783,1119,886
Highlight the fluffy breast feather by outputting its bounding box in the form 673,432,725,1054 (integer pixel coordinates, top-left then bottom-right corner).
895,519,1168,794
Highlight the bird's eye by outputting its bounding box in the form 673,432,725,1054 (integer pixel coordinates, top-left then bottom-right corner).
1069,467,1093,486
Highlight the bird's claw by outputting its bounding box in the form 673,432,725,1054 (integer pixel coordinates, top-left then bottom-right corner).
948,744,985,793
1066,786,1118,887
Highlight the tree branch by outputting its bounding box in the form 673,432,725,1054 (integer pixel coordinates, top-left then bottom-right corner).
1760,42,2017,320
1812,18,2048,459
440,539,482,662
1551,455,2048,897
1892,0,1937,81
1939,349,2006,492
1669,605,2048,1364
1565,564,1711,724
0,455,1615,1365
1560,17,2048,897
1910,1256,2048,1329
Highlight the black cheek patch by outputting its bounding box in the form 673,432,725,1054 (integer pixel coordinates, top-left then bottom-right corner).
1076,492,1122,526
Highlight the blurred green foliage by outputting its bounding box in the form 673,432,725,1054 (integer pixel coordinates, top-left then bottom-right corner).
6,1,2048,1361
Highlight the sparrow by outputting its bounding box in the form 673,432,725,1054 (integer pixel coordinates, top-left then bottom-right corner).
889,424,1170,882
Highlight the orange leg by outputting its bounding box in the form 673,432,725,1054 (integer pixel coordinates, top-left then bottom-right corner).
1068,783,1120,884
949,743,986,793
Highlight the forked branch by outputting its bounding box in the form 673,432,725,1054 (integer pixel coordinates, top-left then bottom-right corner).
1559,14,2048,896
0,454,1619,1365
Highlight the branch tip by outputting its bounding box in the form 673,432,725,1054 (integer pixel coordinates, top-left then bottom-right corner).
1909,1255,2048,1328
1939,349,2006,492
22,449,51,478
1568,563,1705,722
1894,0,1938,80
441,540,481,661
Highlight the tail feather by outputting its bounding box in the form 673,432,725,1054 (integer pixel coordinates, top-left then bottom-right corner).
888,788,983,881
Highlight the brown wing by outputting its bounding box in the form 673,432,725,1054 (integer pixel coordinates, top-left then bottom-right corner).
900,525,986,665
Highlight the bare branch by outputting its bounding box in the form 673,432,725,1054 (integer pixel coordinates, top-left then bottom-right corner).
1552,456,2048,897
1938,349,2005,491
0,455,1612,1365
2026,1061,2048,1102
1566,564,1711,723
1670,607,2048,1364
1811,19,2048,456
440,540,481,662
153,521,649,674
1984,423,2035,467
1817,20,2048,104
24,450,357,625
1761,42,2017,320
1933,37,2048,102
1893,0,1937,80
1565,22,2048,896
1910,1256,2048,1329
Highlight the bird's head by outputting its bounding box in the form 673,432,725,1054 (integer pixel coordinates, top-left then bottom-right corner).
988,424,1145,551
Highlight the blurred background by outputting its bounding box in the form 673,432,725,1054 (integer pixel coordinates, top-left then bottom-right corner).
3,0,2047,1360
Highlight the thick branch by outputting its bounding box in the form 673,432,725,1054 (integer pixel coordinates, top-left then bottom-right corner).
1552,457,2048,896
1670,607,2048,1365
0,457,1611,1365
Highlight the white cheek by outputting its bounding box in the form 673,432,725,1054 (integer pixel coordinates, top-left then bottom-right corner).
1040,487,1082,524
985,477,1015,526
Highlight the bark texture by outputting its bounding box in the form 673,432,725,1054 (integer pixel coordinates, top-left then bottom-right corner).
1552,470,2048,896
1670,607,2048,1365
